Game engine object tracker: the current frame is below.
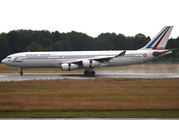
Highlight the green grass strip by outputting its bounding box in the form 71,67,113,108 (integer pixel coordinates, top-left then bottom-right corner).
0,110,179,118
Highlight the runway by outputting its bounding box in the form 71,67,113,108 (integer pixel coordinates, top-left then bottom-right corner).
0,72,179,81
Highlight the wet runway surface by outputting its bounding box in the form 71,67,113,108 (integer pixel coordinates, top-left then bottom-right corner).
0,73,179,81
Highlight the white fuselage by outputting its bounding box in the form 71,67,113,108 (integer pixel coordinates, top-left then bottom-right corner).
1,49,164,69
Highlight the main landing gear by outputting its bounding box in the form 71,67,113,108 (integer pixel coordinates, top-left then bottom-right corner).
20,68,23,75
84,68,95,75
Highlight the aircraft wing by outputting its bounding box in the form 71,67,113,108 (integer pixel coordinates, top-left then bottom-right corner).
63,51,126,64
90,50,126,63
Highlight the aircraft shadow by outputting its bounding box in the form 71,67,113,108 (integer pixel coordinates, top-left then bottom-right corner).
20,73,98,78
61,74,98,78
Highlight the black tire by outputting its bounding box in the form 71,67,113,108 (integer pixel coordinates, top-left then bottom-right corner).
84,71,89,75
20,71,23,75
90,71,95,75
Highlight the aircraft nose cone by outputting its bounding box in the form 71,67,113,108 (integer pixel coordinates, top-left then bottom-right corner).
1,59,5,63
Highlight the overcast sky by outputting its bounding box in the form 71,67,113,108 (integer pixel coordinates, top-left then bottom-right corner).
0,0,178,38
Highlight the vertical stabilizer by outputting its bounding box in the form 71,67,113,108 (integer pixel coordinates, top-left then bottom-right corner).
141,26,173,50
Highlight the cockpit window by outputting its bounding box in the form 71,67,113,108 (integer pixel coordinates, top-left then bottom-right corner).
7,57,11,59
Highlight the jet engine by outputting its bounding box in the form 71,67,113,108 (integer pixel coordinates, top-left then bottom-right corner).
61,63,78,71
82,60,100,68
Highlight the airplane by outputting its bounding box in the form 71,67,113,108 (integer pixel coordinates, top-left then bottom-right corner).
1,26,174,76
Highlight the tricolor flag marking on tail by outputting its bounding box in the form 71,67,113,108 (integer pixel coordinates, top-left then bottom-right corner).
141,26,173,50
152,26,170,50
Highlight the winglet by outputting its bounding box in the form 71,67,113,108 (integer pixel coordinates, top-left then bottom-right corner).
115,51,126,57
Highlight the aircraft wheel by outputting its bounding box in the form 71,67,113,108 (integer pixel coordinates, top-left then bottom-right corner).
20,71,23,75
84,71,89,75
20,68,23,75
90,71,95,75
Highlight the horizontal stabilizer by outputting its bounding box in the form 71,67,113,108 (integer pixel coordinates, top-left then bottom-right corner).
153,48,177,57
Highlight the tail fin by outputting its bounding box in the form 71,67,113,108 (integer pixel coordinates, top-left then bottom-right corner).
141,26,173,50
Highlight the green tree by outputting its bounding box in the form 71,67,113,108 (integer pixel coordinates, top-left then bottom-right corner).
92,37,115,50
16,30,33,52
133,33,149,49
41,38,52,48
67,31,91,50
0,33,11,60
25,42,43,51
6,30,19,53
98,33,119,49
52,31,61,42
51,41,64,51
43,46,53,51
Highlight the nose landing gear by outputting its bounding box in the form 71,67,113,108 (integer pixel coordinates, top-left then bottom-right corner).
20,68,23,75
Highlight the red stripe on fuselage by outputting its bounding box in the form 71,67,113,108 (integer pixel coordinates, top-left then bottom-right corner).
11,56,142,63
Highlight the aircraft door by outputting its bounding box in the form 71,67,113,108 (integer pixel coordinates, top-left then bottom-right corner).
16,57,23,62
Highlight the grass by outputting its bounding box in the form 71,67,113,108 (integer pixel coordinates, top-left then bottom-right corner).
0,111,179,118
0,64,179,118
0,78,179,118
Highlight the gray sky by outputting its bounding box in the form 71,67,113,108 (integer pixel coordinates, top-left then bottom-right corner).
0,0,178,38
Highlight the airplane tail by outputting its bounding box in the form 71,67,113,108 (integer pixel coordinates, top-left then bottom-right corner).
140,26,173,50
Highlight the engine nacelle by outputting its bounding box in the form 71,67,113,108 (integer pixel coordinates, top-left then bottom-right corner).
61,63,78,71
82,60,100,68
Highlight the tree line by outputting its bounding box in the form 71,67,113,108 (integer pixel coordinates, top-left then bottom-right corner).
0,29,179,63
